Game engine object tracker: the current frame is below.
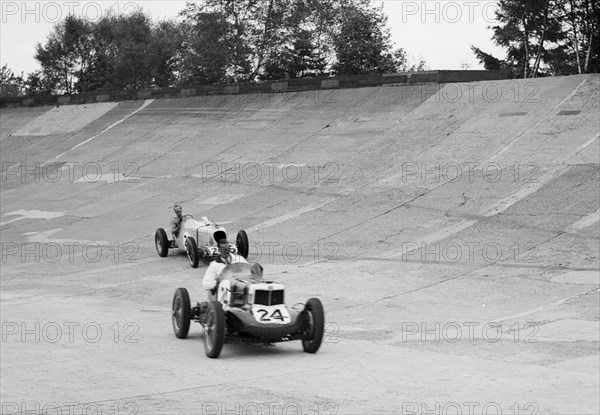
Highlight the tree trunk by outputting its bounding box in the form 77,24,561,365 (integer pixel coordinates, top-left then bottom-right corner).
252,0,275,78
583,0,597,73
569,0,583,74
531,0,550,77
523,17,531,78
584,30,593,72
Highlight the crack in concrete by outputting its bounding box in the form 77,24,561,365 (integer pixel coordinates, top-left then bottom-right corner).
330,264,491,313
493,287,600,323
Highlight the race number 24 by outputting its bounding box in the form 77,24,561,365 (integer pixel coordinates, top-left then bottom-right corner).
255,308,284,322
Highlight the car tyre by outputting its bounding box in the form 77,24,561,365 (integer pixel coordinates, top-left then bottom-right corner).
204,301,225,358
301,298,325,353
155,228,169,257
236,230,249,259
185,237,200,268
172,287,191,339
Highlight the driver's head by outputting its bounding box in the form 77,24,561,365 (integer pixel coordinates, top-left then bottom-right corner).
173,204,182,216
218,239,230,259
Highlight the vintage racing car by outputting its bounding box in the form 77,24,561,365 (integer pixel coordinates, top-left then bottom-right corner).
171,262,325,358
155,214,249,268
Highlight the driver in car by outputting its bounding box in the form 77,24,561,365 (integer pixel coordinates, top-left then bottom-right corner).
203,238,248,300
170,204,183,244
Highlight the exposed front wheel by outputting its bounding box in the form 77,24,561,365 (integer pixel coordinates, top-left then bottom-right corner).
301,298,325,353
155,228,169,257
236,230,249,259
185,237,200,268
204,301,225,358
172,287,191,339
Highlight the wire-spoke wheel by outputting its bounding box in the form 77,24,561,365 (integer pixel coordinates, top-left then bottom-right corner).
155,228,169,257
301,298,324,353
236,230,249,259
185,237,199,268
204,301,225,358
172,287,191,339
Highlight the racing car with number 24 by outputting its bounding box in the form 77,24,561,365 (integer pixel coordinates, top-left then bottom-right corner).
171,262,325,358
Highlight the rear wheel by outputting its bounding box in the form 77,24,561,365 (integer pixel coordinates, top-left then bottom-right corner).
236,230,249,259
204,301,225,358
185,237,199,268
301,298,325,353
172,288,191,339
155,228,169,257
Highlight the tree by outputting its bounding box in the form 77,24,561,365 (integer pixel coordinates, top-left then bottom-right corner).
471,46,506,70
0,64,24,96
379,48,428,73
178,0,405,81
259,0,335,79
23,71,54,95
260,27,328,79
177,6,234,84
559,0,599,73
473,0,599,76
182,1,256,82
293,0,338,75
332,0,395,75
21,0,424,92
150,19,184,87
34,11,184,92
108,11,155,89
288,29,328,77
35,15,92,93
491,0,564,77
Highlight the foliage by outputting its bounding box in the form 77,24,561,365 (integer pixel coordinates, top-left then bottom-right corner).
177,5,240,84
471,46,505,71
473,0,599,77
34,11,183,93
331,1,393,75
6,1,430,95
177,0,413,80
1,64,54,96
1,65,23,96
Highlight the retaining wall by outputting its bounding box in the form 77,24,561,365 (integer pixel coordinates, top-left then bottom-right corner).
1,70,508,108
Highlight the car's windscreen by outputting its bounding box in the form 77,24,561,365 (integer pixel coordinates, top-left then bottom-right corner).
220,263,253,280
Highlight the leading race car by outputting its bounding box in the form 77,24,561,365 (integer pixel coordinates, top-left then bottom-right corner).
171,262,325,358
155,214,249,268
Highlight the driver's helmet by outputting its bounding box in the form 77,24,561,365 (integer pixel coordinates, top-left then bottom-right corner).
173,204,182,215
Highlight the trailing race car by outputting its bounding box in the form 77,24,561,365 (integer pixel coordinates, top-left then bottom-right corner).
171,262,325,358
155,215,249,268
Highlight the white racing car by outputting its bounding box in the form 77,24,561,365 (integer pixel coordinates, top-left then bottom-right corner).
155,214,249,267
171,262,325,358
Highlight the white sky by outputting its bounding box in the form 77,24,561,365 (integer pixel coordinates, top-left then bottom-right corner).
1,0,506,75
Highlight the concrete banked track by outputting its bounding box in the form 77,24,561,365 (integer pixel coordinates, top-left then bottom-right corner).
1,75,599,414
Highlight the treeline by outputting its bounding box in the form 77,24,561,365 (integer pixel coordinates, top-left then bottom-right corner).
472,0,599,77
1,0,427,96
